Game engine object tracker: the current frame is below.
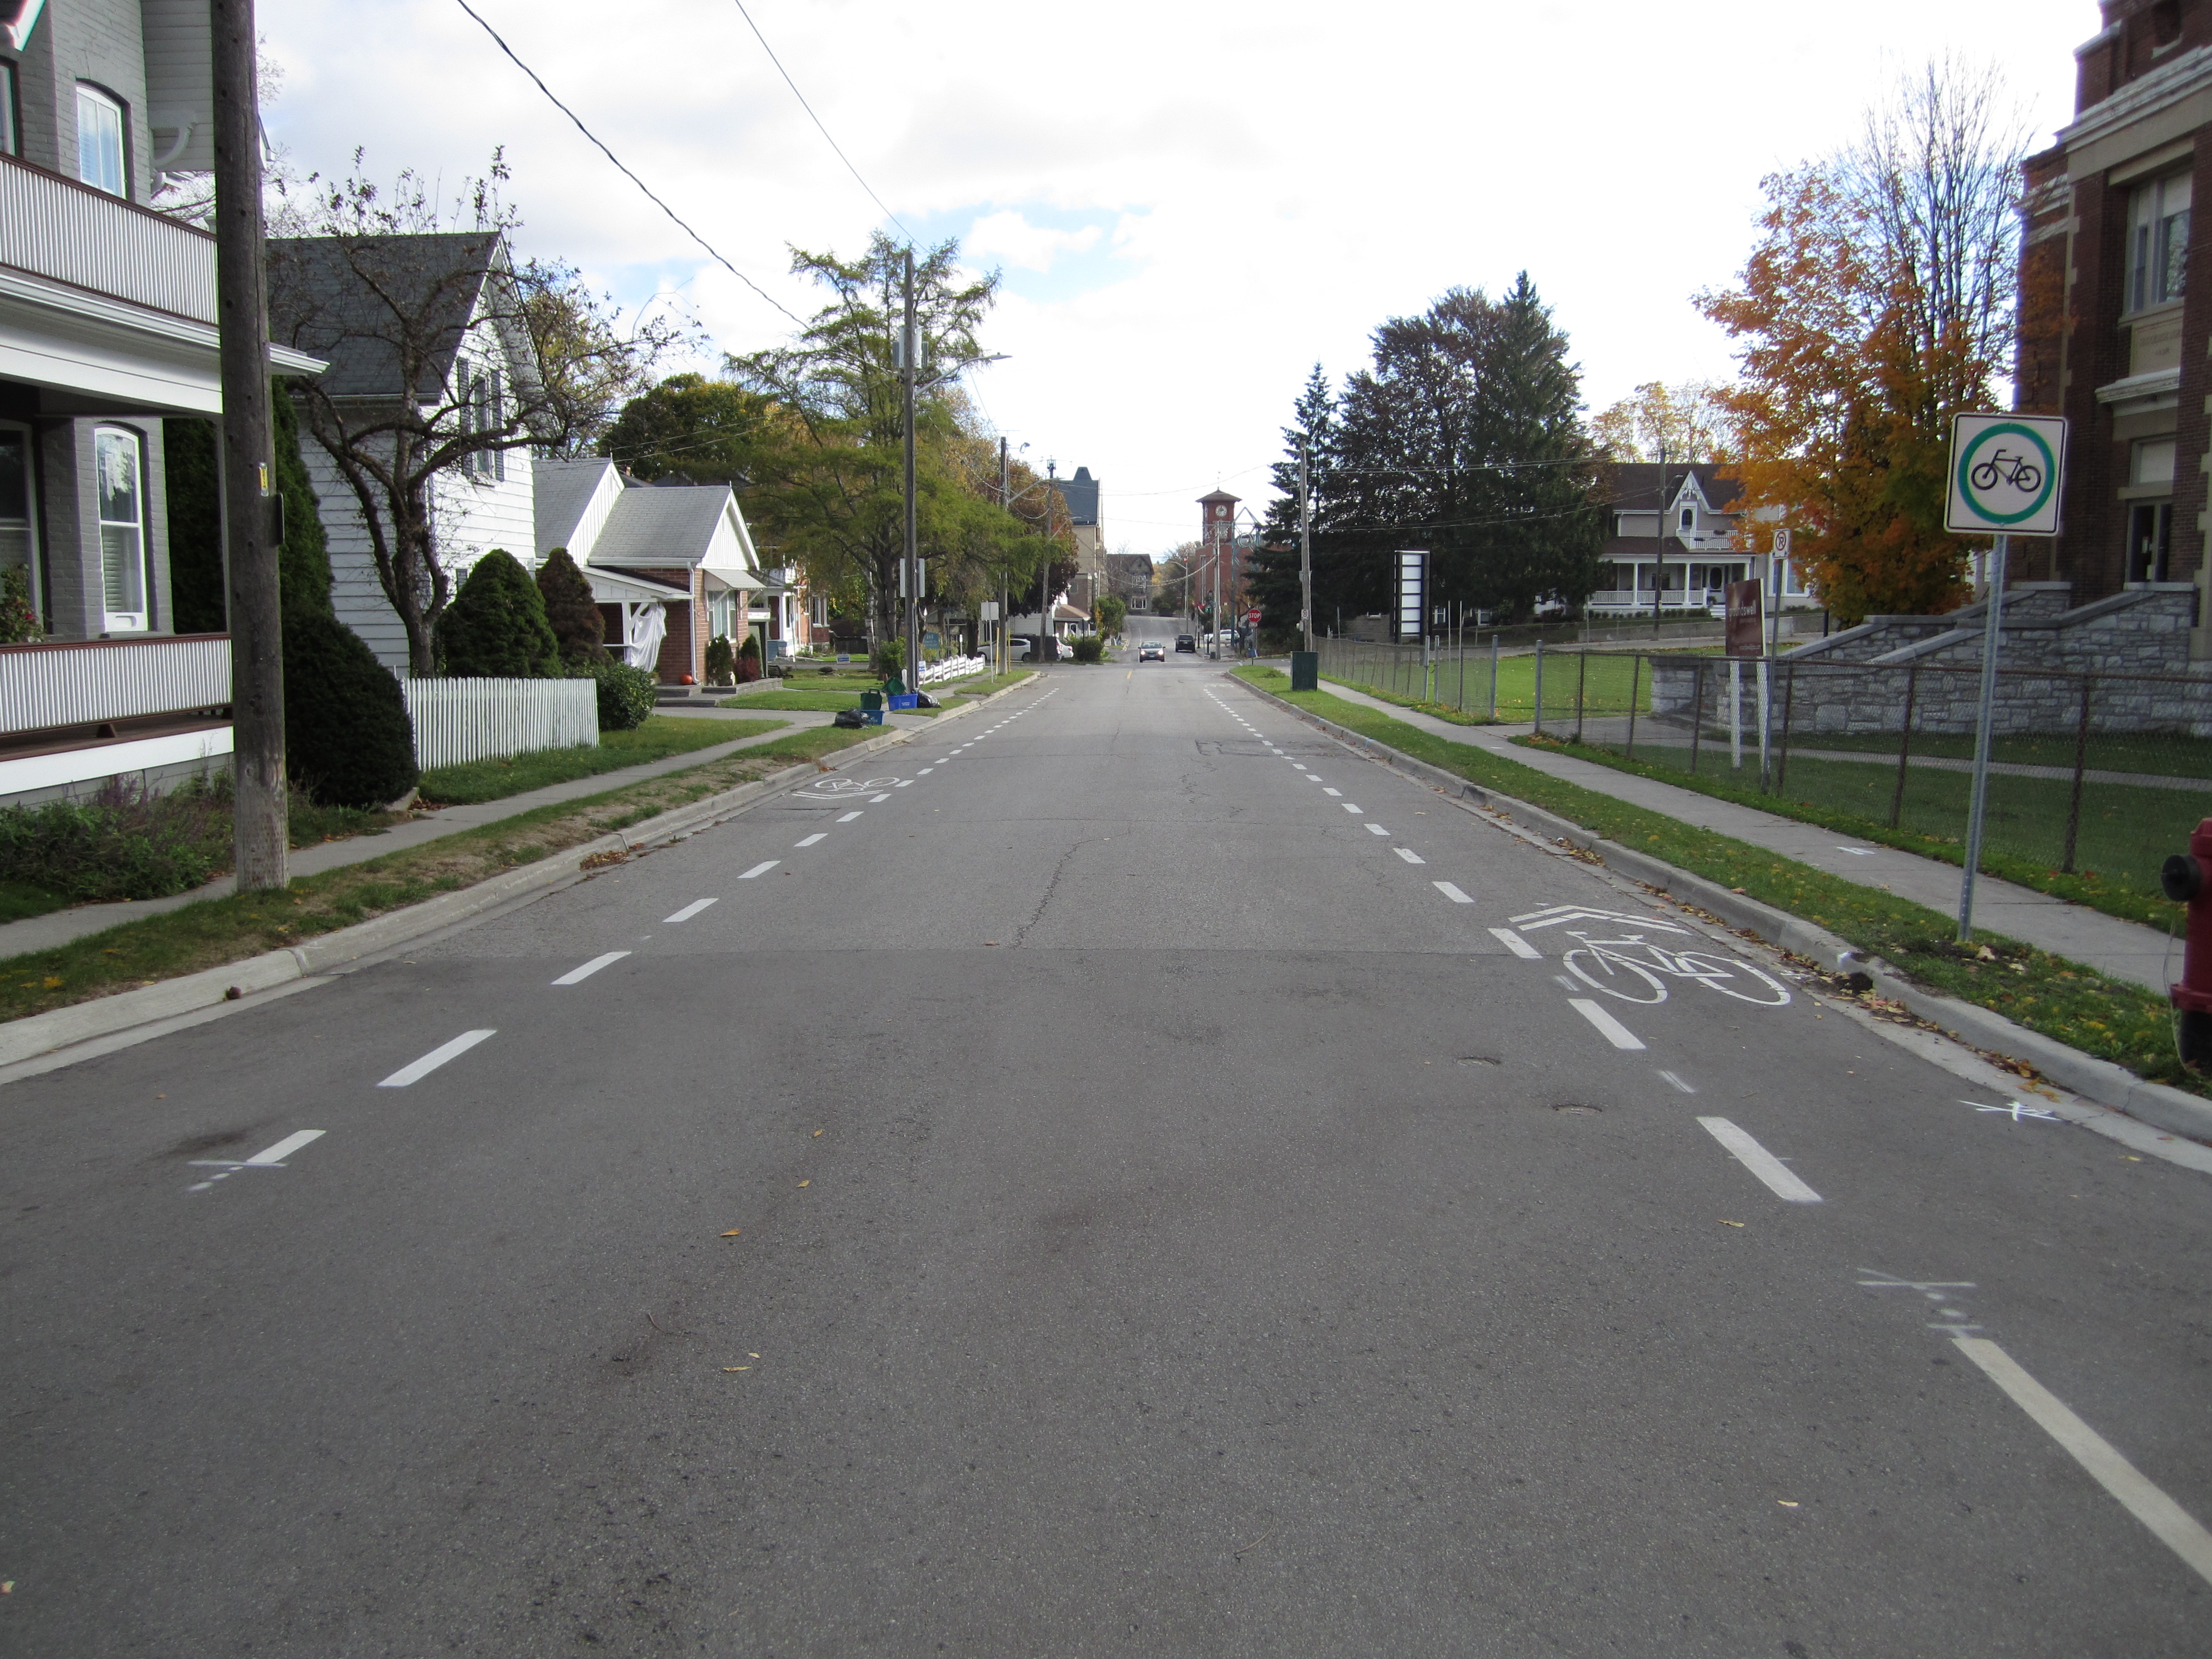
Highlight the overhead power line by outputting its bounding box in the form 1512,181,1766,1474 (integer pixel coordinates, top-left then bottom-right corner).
451,0,805,327
728,0,913,242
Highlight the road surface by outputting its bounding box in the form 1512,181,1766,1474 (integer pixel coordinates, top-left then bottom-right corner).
4,655,2208,1654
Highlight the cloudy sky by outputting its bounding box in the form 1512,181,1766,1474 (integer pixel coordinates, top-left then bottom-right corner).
262,1,2098,556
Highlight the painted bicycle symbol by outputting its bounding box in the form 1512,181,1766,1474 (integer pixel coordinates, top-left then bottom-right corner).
789,775,902,803
1967,449,2042,495
1560,929,1792,1007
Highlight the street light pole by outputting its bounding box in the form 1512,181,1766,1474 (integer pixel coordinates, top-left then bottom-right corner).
1299,442,1313,653
901,247,920,693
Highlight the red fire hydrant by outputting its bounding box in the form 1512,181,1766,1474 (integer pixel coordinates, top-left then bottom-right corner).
2162,818,2212,1069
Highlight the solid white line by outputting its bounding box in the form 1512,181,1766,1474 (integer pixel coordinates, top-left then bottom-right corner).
1342,802,1364,813
795,833,826,847
1567,998,1645,1050
1697,1117,1823,1202
1394,846,1425,864
739,860,779,879
836,811,864,823
1954,1337,2212,1588
1366,823,1389,836
246,1129,324,1165
1489,926,1542,959
664,898,719,923
378,1029,496,1088
553,950,631,985
1434,881,1473,903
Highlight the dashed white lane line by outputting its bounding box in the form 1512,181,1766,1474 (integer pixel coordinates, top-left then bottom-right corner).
1490,926,1542,959
1434,881,1473,903
664,898,719,923
895,780,913,788
836,810,864,823
1658,1070,1698,1094
1567,998,1645,1050
554,950,631,985
1393,847,1426,864
1341,802,1364,814
1365,823,1389,836
795,833,826,847
1953,1338,2212,1588
188,1128,326,1189
1293,763,1309,771
919,767,934,774
379,1029,497,1088
739,860,779,879
1323,787,1342,796
1697,1117,1823,1202
871,792,891,802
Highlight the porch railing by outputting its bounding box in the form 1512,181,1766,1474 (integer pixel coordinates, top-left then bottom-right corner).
0,633,230,733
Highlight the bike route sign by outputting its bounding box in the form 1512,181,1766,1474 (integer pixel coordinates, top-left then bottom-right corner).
1946,412,2067,536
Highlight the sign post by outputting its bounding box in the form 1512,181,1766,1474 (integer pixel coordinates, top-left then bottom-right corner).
1945,412,2068,942
1724,578,1761,774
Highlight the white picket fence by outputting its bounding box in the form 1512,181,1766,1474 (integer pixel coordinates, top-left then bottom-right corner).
920,654,988,685
402,676,598,770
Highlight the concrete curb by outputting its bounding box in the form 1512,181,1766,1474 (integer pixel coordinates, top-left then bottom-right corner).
1230,672,2212,1145
0,679,1034,1074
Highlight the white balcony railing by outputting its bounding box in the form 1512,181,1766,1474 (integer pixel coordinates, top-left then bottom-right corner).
0,634,230,734
0,153,216,323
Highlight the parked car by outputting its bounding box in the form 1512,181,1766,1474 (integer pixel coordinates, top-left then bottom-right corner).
1139,640,1165,661
1175,634,1197,653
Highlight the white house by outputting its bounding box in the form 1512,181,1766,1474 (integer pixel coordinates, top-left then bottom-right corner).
266,231,541,673
1591,462,1812,616
534,458,792,683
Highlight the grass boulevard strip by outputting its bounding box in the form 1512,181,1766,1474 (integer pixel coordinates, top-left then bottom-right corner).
0,724,883,1027
1230,665,2202,1098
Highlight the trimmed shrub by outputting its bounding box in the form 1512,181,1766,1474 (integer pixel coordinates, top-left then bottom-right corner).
736,632,761,683
0,777,230,902
437,548,560,677
870,638,904,679
284,610,419,807
705,633,735,686
536,547,607,666
1070,633,1104,663
270,382,333,619
591,661,656,730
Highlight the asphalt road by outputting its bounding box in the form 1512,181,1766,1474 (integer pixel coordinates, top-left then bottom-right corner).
4,655,2209,1655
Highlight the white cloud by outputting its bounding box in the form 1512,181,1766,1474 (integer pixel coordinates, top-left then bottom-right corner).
262,0,2096,556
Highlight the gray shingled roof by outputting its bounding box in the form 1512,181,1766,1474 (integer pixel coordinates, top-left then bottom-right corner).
1601,461,1745,514
535,458,612,556
266,232,500,398
589,486,735,566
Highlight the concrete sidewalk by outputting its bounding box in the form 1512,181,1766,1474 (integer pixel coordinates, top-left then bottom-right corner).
1312,676,2181,993
0,706,935,960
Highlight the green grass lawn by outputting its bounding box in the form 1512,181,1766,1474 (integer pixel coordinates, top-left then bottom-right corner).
719,688,869,713
1790,727,2212,781
416,716,785,806
1233,664,2198,1093
1323,648,1663,722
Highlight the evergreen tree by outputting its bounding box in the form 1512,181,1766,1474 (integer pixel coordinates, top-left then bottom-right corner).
271,380,333,618
164,380,334,630
284,609,418,807
535,546,606,665
436,549,561,676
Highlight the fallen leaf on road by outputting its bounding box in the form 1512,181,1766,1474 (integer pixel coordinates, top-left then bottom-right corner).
813,1129,823,1137
1777,1500,1799,1508
1720,1219,1746,1227
723,1366,750,1372
797,1179,811,1187
749,1352,760,1358
721,1229,742,1237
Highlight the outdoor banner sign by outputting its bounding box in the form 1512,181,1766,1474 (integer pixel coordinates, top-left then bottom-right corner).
1396,550,1427,643
980,601,999,621
1724,579,1763,657
1946,412,2067,536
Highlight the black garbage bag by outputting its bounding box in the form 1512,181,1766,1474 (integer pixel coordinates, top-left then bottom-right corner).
916,692,940,709
832,707,867,729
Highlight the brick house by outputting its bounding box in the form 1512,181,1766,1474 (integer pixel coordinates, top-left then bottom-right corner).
2018,0,2212,654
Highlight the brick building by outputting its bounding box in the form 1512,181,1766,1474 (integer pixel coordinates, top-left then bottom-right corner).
2018,0,2212,653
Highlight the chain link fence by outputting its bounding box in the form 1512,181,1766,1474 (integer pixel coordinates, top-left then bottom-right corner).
1315,641,2212,908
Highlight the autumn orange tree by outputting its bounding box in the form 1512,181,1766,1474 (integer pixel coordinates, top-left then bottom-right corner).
1699,61,2028,624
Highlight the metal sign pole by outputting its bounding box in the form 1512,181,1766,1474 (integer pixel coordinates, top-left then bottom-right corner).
1958,534,2009,942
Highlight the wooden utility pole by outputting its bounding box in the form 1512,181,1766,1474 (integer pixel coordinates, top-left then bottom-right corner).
212,0,286,889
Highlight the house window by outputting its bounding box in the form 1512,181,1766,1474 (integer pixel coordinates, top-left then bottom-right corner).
95,426,149,630
2134,436,2177,484
460,367,506,480
0,62,18,156
0,427,34,584
2130,501,2174,582
2126,172,2191,313
1678,505,1695,533
76,84,125,196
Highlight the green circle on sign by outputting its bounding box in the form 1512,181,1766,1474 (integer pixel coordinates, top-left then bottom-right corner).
1956,421,2058,527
